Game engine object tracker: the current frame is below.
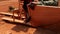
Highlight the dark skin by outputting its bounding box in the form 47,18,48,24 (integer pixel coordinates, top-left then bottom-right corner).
23,0,32,23
21,0,33,23
23,0,30,23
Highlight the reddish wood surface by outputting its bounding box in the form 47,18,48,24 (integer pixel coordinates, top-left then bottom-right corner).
28,6,60,27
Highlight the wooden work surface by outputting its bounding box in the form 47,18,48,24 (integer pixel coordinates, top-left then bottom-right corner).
0,11,57,34
0,14,56,34
0,0,60,34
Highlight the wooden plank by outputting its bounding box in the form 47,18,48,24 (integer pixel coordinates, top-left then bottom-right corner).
2,16,32,26
0,12,25,18
0,12,18,16
2,16,25,23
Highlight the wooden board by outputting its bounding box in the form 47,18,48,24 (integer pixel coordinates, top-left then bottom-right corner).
0,12,18,16
2,16,24,23
2,16,32,26
0,12,25,18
